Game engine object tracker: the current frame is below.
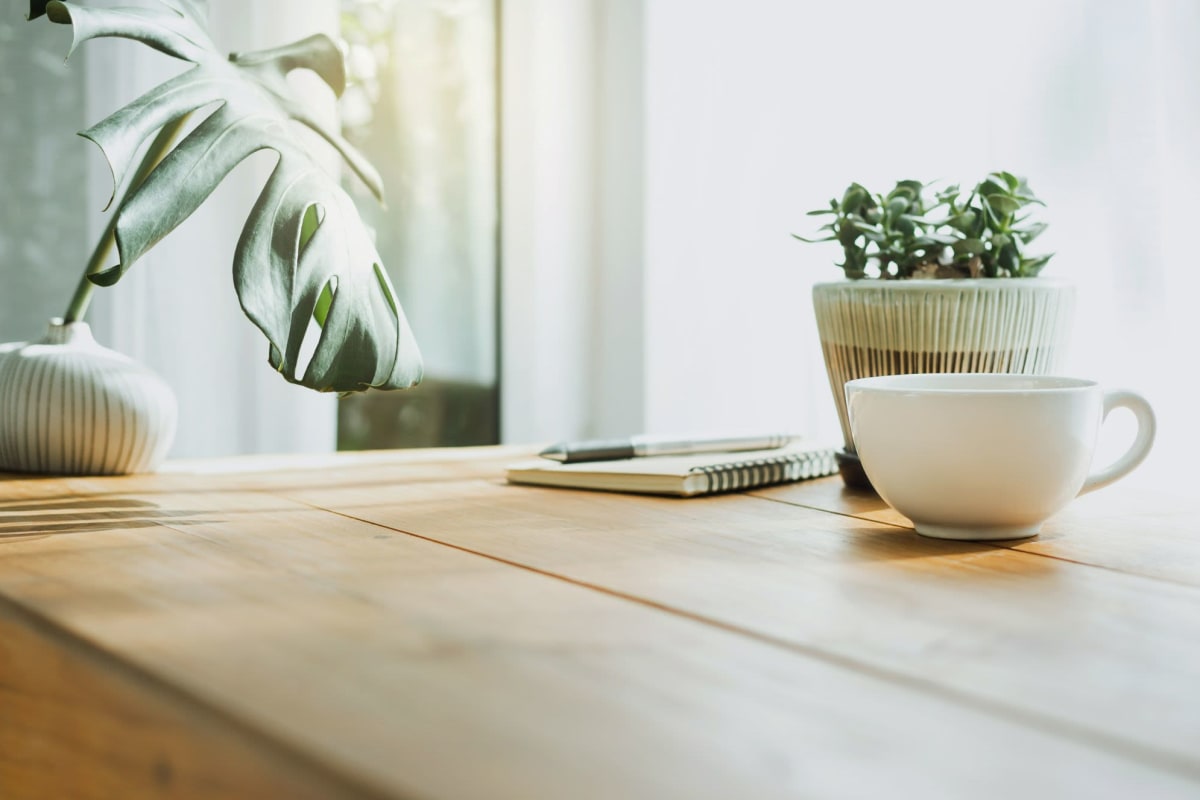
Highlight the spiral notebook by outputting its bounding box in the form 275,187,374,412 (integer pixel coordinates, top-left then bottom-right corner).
505,443,837,497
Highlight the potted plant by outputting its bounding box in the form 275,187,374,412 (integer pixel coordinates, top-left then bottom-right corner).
0,0,423,475
797,172,1075,488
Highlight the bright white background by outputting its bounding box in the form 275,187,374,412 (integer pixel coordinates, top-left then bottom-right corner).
503,0,1198,494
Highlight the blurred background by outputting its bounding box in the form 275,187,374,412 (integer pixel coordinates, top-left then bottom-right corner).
1,0,1194,492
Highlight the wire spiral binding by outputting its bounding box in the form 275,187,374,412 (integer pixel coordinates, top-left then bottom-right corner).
690,449,836,495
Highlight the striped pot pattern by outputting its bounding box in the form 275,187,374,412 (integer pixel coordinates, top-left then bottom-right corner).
813,279,1076,452
0,319,177,475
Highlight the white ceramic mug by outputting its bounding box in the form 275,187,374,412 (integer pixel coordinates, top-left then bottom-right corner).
845,374,1156,540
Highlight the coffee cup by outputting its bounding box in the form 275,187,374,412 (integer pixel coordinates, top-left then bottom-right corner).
844,374,1156,541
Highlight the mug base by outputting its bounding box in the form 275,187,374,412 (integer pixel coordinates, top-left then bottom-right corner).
914,521,1042,541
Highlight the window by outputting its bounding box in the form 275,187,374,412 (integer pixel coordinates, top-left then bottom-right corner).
338,0,500,449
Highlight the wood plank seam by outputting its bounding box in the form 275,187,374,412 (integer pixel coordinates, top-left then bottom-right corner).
278,497,1200,785
751,493,1200,589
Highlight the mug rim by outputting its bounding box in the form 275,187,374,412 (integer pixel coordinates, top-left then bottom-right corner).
845,373,1098,394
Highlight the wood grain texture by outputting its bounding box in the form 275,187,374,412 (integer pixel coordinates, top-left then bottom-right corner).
759,476,1200,586
1,447,1198,799
272,461,1200,778
0,597,375,800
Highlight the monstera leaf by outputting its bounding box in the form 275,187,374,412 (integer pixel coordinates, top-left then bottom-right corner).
30,0,422,393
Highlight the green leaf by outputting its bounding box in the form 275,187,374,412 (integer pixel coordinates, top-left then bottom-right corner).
946,209,977,232
912,232,958,246
791,233,836,243
933,184,961,204
998,171,1020,191
46,2,214,62
986,194,1022,216
845,215,884,235
887,180,922,204
805,208,836,216
313,281,334,328
1016,221,1049,243
902,213,945,226
41,0,421,393
977,178,1006,197
953,238,985,254
1020,254,1053,276
999,243,1020,274
300,203,320,250
842,183,869,211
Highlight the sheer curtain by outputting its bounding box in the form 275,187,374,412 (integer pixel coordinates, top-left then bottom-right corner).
0,0,92,345
502,0,1196,493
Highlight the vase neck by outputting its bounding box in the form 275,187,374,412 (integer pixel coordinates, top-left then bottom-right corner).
42,318,97,347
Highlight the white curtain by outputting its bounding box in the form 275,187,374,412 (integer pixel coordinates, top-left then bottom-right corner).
502,0,1195,493
0,0,92,345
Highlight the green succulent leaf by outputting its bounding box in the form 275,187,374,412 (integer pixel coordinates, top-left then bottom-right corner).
40,0,421,393
999,243,1020,274
1020,254,1054,276
911,231,958,246
985,193,1022,216
841,183,870,212
1016,221,1049,243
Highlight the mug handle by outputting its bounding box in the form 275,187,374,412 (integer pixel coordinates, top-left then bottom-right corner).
1079,390,1156,495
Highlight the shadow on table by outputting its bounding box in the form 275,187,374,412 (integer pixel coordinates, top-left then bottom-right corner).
831,523,1000,560
0,497,207,543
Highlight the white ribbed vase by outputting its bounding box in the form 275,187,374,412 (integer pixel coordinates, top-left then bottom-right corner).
0,320,177,475
813,279,1076,451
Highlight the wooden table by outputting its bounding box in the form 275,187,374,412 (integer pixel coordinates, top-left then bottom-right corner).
1,446,1198,799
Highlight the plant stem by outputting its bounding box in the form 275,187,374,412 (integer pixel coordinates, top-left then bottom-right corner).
63,115,191,323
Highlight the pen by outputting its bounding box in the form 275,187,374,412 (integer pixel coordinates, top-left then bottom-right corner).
538,433,795,464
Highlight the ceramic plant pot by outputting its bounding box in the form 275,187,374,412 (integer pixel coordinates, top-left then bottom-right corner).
812,278,1076,488
0,319,177,475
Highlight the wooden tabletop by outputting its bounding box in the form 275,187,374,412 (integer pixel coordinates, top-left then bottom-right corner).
1,446,1198,799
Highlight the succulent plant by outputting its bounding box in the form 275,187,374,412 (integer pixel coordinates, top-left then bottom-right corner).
797,172,1052,280
27,0,422,393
